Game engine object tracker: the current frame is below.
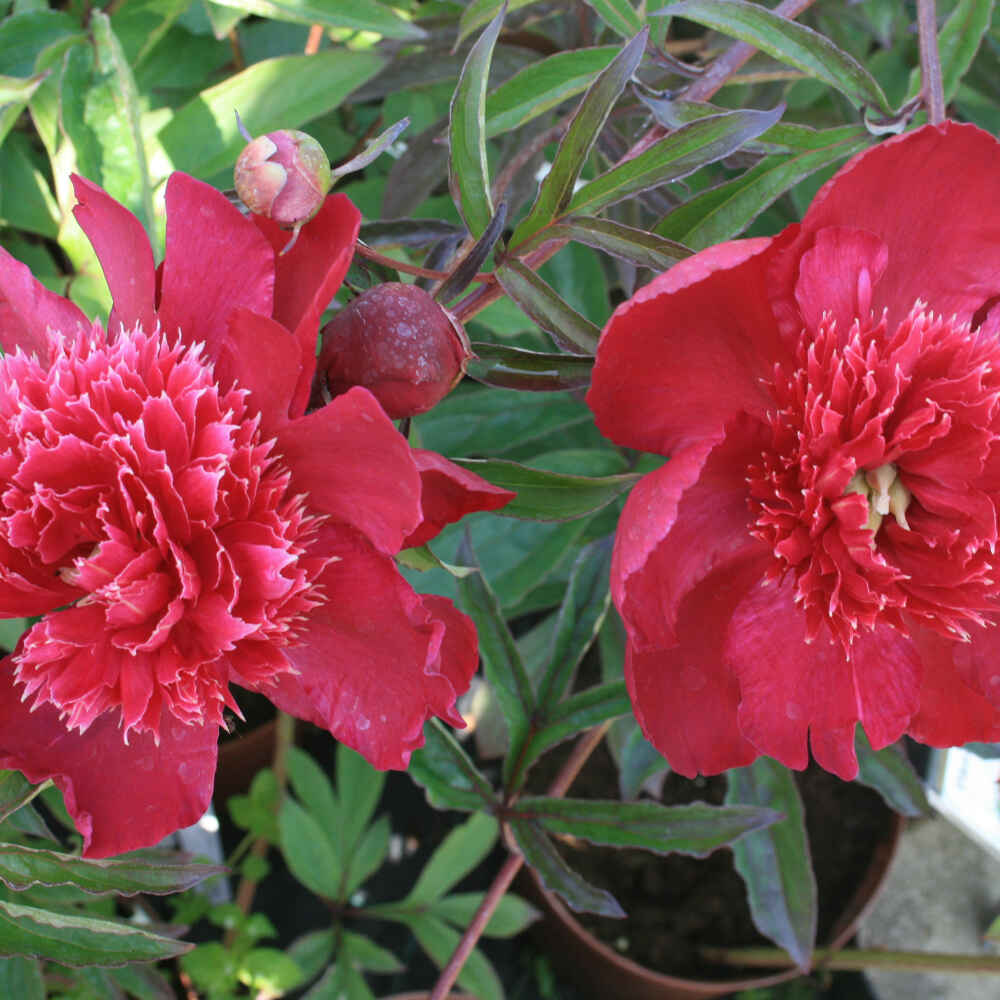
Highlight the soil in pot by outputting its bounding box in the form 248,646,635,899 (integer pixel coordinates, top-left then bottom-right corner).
533,742,896,983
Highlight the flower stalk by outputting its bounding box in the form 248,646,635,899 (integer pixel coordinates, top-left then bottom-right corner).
917,0,946,124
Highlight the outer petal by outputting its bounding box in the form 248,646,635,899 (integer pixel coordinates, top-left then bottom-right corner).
726,576,922,779
0,667,216,858
253,526,464,769
71,175,157,336
908,628,1000,745
254,193,361,417
0,249,88,358
403,449,515,549
613,415,769,651
276,387,421,554
626,558,763,777
158,173,274,358
218,309,303,432
783,122,1000,330
587,232,794,455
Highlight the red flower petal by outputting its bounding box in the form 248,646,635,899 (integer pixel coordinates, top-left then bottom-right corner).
251,526,465,769
403,450,515,549
587,234,794,455
0,249,88,358
0,669,217,858
276,387,421,554
254,193,361,418
727,576,921,779
626,560,763,778
158,173,274,358
613,417,769,651
217,309,303,431
794,122,1000,329
71,175,157,336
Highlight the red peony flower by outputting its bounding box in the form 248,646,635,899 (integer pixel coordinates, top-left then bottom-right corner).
588,122,1000,781
0,173,512,857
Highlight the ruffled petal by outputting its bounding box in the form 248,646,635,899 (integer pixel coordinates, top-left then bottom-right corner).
276,387,421,554
403,450,515,549
71,175,157,337
158,173,274,358
252,526,465,769
217,309,303,432
0,665,216,858
727,576,922,779
613,416,769,651
788,122,1000,329
254,193,360,418
0,249,87,359
626,559,764,778
587,233,794,455
419,594,479,726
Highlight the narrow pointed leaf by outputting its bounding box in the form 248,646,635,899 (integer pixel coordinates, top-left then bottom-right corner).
458,0,538,45
435,201,507,303
205,0,425,38
408,719,497,813
855,731,930,818
341,931,404,973
0,900,191,966
528,216,691,270
585,0,644,37
0,771,42,824
617,725,670,800
511,28,648,247
403,914,504,1000
452,457,641,521
360,219,464,249
655,0,892,114
336,743,385,856
510,818,624,917
0,844,225,896
0,73,47,149
726,759,817,972
566,105,784,217
466,342,593,391
496,259,601,354
405,813,498,904
449,6,504,238
0,957,43,1000
485,46,619,138
429,893,539,937
286,747,343,860
344,816,390,895
332,116,410,179
278,798,342,900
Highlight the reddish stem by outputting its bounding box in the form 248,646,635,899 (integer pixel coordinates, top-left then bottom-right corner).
916,0,945,124
355,242,494,285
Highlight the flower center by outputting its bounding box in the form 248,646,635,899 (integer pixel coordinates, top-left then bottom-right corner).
0,324,326,740
748,302,1000,650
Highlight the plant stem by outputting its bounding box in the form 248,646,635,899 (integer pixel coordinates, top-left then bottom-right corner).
917,0,946,124
428,721,611,1000
355,242,494,285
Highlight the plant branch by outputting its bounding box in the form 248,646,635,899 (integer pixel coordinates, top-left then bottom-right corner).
428,721,612,1000
917,0,945,124
355,241,495,285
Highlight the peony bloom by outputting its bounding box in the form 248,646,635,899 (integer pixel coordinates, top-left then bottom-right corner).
0,173,512,857
588,122,1000,781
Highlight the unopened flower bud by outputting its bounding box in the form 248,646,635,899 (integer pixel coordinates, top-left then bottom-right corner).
319,283,473,419
234,128,331,229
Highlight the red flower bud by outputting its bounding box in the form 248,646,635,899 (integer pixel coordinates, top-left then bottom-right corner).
319,283,473,419
234,129,332,228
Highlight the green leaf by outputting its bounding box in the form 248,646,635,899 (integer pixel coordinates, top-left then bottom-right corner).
584,0,643,37
278,798,342,900
0,10,82,77
0,900,191,966
565,105,784,217
336,742,385,856
344,815,390,896
429,892,538,938
511,28,648,247
484,46,619,138
510,818,624,917
0,618,28,653
495,259,602,354
206,0,424,37
529,216,691,270
0,957,43,1000
0,772,41,824
303,959,375,1000
518,795,780,855
339,930,404,973
855,730,929,818
656,0,892,114
466,342,593,392
452,457,640,521
0,72,46,149
158,48,386,179
285,747,342,858
616,724,669,800
657,129,871,250
457,0,538,45
105,963,175,1000
0,132,60,238
90,12,153,236
408,719,496,813
449,4,503,238
238,948,305,995
405,813,498,904
726,759,817,972
404,914,504,1000
0,844,225,896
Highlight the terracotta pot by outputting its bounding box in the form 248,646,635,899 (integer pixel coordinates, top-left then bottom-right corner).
381,994,475,999
524,810,904,1000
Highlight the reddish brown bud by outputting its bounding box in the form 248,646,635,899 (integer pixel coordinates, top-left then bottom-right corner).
234,129,331,229
319,283,473,419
